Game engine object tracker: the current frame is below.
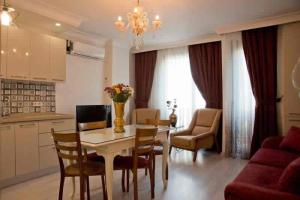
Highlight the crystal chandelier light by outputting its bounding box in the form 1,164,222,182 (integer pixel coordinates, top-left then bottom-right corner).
0,0,16,26
114,0,162,49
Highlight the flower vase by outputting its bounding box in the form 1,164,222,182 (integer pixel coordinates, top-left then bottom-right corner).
114,102,125,133
169,109,177,127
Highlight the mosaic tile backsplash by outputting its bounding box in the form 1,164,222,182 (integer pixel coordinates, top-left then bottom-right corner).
0,79,56,116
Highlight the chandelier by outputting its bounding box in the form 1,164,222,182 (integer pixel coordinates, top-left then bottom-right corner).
114,0,162,49
0,0,17,26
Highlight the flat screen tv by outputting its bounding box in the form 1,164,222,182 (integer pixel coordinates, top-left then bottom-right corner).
76,105,112,130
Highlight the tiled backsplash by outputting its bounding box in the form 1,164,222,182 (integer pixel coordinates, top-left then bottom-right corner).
0,79,56,116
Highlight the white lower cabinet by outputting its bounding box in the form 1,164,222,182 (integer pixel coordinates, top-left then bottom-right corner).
39,145,58,169
0,124,15,180
15,122,39,176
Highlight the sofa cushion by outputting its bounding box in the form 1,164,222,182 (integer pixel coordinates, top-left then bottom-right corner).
191,126,210,136
195,109,218,127
280,126,300,153
278,158,300,195
250,149,299,168
170,135,195,150
234,163,283,189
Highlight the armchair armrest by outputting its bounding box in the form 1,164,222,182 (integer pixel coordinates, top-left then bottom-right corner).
225,182,300,200
261,136,284,149
191,131,214,141
170,129,191,137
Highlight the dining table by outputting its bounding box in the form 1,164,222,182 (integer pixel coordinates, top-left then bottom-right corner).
78,124,170,200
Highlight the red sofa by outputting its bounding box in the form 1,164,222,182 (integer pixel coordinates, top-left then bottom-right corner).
225,127,300,200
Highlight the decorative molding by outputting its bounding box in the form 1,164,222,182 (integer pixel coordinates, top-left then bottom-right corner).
131,33,222,54
10,0,85,27
216,11,300,34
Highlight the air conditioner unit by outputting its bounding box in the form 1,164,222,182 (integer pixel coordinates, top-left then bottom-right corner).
66,40,105,60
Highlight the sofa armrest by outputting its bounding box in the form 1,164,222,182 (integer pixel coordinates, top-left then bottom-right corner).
261,136,284,149
225,182,300,200
170,129,191,137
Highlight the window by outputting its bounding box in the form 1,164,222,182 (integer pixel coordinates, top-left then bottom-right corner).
149,47,206,126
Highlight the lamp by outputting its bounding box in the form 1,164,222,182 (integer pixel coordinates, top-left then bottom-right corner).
1,0,15,26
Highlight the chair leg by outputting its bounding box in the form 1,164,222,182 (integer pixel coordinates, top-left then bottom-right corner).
166,162,169,180
149,154,155,199
153,155,156,187
145,155,148,176
126,169,130,192
193,150,198,162
169,146,172,155
86,176,90,200
101,175,107,200
58,175,65,200
133,167,138,200
80,175,85,200
121,170,126,192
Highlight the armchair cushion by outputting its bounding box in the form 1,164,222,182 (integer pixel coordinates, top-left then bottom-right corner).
192,126,210,136
195,109,219,127
170,136,196,150
280,126,300,153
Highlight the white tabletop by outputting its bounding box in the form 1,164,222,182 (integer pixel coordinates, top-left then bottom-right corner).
79,124,170,146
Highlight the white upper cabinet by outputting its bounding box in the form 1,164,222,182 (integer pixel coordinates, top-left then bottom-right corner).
50,36,66,82
6,26,30,79
0,25,7,78
30,33,51,81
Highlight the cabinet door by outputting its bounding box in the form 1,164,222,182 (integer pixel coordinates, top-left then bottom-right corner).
39,145,58,169
30,33,51,81
50,37,66,82
0,125,15,180
15,122,39,176
0,25,8,78
6,27,30,79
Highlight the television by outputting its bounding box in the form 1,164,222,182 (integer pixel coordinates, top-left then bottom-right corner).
76,105,112,130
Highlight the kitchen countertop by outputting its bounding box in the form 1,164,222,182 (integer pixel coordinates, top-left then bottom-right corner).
0,113,74,124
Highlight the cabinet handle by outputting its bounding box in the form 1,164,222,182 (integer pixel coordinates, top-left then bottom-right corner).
52,121,64,124
52,78,64,81
33,77,47,80
19,123,36,128
0,126,11,131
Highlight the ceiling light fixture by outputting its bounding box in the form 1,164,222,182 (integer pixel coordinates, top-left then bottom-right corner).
115,0,162,49
0,0,16,26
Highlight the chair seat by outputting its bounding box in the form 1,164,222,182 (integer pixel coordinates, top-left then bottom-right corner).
87,152,105,163
171,135,195,150
65,161,105,176
114,155,149,170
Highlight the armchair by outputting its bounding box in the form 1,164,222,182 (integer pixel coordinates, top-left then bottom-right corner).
131,108,160,125
170,108,222,162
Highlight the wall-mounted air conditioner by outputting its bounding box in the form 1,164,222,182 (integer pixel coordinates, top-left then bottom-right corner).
66,40,105,60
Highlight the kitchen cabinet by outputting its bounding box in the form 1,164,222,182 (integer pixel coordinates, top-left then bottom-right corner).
15,122,39,176
50,36,66,82
6,26,30,79
30,33,51,81
0,25,7,78
0,124,15,180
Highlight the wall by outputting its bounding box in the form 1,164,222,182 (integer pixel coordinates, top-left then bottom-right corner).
278,21,300,135
56,55,104,114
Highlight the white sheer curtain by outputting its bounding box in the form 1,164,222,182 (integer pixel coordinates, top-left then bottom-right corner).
149,47,206,127
223,32,255,159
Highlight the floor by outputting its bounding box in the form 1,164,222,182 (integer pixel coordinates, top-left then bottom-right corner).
0,150,247,200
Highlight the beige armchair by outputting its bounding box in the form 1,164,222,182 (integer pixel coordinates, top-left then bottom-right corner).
170,108,222,162
131,108,160,125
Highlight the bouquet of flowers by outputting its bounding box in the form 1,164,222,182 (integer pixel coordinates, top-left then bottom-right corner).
104,83,134,103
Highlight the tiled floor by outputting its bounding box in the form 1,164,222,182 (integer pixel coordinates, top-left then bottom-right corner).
0,150,247,200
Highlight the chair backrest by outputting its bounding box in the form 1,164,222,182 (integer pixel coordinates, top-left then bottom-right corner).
51,129,83,173
190,109,222,136
134,128,157,155
131,108,160,125
78,120,107,131
145,119,171,127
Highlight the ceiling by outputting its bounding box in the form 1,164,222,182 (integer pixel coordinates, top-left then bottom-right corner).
8,0,300,47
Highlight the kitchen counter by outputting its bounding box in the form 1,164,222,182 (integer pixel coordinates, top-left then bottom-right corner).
0,113,74,124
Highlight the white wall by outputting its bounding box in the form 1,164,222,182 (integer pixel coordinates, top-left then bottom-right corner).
56,55,104,114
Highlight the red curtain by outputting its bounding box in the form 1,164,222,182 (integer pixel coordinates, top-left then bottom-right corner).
134,50,157,108
242,26,278,157
188,41,223,152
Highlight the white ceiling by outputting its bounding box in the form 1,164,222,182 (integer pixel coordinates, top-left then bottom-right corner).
8,0,300,47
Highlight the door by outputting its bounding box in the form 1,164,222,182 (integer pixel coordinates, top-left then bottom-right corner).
6,26,30,79
0,25,8,78
0,124,15,180
30,33,51,81
15,122,39,175
50,37,66,82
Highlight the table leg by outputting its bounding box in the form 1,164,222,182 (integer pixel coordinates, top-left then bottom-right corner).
103,152,114,200
70,177,76,199
162,140,169,188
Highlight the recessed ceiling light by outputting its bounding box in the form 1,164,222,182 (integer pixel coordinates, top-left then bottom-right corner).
55,22,61,27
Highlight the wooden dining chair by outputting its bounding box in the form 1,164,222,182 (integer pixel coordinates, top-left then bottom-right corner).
113,128,157,200
51,129,107,200
145,119,170,180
